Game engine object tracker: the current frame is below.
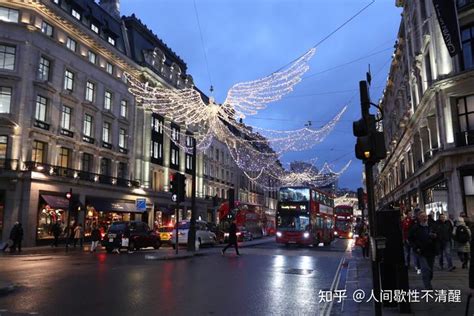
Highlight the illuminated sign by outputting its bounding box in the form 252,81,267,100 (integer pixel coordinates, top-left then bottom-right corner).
279,204,306,211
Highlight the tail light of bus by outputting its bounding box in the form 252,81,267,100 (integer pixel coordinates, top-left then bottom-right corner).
276,231,282,238
303,232,310,239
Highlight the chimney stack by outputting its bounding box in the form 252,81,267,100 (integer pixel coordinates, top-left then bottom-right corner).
99,0,120,19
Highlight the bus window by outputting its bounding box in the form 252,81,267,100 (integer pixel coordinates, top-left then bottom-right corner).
277,215,309,231
279,187,310,202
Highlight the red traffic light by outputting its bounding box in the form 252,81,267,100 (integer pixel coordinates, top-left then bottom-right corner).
66,189,72,200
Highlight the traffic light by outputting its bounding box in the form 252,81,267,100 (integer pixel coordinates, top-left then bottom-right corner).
353,81,386,163
65,188,72,200
170,174,177,195
175,173,186,203
357,187,365,210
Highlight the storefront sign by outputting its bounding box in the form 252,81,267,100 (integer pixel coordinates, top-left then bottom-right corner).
87,197,140,213
136,198,146,212
432,0,461,57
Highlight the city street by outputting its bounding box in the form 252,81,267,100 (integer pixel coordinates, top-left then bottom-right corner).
0,239,350,316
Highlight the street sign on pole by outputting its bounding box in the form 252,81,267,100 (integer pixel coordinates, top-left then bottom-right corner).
136,198,146,212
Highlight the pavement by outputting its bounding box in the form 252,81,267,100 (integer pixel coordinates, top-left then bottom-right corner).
339,244,471,315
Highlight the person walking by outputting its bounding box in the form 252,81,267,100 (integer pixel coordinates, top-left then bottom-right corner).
221,221,240,256
434,213,455,271
90,224,101,253
409,211,438,290
453,217,471,269
9,222,23,253
355,217,369,258
51,221,62,247
401,211,414,267
73,223,84,248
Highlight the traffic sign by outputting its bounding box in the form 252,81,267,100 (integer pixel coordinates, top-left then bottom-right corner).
136,198,146,212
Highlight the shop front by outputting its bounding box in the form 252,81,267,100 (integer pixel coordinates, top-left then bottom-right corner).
85,197,146,237
153,205,174,229
460,168,474,218
36,192,81,244
422,180,448,220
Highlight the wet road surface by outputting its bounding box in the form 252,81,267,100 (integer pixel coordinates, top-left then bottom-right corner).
0,239,350,315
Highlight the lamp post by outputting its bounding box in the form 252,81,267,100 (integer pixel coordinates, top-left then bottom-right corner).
187,136,197,252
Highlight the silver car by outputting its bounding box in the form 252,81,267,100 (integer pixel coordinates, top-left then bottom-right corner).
171,220,217,249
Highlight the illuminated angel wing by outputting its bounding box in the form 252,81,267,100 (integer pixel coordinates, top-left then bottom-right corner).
222,48,315,119
124,73,209,125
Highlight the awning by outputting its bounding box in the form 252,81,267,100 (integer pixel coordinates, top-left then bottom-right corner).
41,195,70,209
86,197,142,213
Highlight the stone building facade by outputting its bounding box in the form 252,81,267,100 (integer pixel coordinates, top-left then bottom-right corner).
375,0,474,219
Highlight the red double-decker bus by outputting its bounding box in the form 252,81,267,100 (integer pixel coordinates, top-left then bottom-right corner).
334,205,354,239
276,186,334,246
218,201,265,241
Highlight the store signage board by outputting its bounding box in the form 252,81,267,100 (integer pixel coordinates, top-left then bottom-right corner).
136,198,146,212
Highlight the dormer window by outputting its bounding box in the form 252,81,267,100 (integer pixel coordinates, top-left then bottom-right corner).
91,23,99,34
72,9,81,20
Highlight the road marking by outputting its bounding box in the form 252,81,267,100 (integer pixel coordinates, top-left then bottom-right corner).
320,240,352,316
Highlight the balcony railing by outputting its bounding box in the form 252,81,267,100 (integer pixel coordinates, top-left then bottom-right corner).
0,159,20,171
34,120,50,131
60,129,74,138
455,131,474,147
24,161,140,188
82,135,95,144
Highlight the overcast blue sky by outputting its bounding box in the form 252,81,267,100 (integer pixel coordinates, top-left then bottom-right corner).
120,0,402,190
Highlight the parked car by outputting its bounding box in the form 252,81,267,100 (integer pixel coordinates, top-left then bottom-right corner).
171,220,217,249
103,221,161,253
158,226,174,245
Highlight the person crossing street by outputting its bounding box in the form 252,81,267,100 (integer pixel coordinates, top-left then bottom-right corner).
222,221,240,256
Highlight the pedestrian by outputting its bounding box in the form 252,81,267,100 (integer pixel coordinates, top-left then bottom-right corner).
433,213,455,271
408,211,438,290
51,221,62,247
401,211,414,267
453,217,471,269
9,222,23,253
73,223,84,248
90,224,101,253
355,217,369,258
221,221,240,256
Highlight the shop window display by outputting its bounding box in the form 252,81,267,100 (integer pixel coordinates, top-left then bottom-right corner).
85,205,136,238
37,205,68,240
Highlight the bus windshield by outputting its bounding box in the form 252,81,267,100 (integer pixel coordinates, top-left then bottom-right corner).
335,221,351,231
279,187,310,202
277,214,310,231
335,207,352,215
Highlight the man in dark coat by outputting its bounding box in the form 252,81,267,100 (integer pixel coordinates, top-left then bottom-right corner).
10,222,23,253
433,213,455,271
221,221,240,256
51,221,62,247
409,212,438,290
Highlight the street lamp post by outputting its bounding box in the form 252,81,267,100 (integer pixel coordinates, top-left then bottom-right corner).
187,137,197,252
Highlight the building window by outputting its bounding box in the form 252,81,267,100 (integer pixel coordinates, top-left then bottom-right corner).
66,37,76,52
171,148,179,165
83,114,93,137
0,44,15,70
171,126,179,142
0,6,19,23
104,91,112,110
81,153,93,172
458,95,474,133
0,135,7,160
35,95,47,122
107,36,115,46
186,155,192,170
462,25,474,70
71,9,81,20
91,23,99,34
119,128,126,149
61,105,71,130
41,21,53,37
38,56,51,81
117,162,127,179
0,86,11,113
59,147,70,168
64,69,74,91
186,135,193,147
32,140,46,163
152,115,164,134
88,51,96,64
100,158,111,176
102,121,111,143
85,81,95,102
120,100,128,118
106,62,113,75
152,141,163,159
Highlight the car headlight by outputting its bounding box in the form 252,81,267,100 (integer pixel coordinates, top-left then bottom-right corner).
303,232,310,238
349,232,353,238
334,231,338,236
276,231,282,237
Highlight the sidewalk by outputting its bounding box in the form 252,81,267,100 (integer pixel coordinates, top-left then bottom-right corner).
340,247,470,315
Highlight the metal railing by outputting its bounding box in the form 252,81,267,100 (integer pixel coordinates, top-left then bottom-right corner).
0,159,21,171
456,131,474,147
23,161,140,188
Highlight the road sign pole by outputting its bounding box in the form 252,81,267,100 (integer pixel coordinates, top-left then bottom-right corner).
175,201,179,255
